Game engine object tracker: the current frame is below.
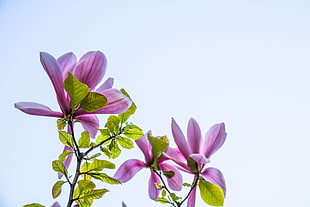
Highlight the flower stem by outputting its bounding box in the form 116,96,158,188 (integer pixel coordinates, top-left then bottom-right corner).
178,173,200,206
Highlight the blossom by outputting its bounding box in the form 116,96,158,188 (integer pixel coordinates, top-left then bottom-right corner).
113,132,183,200
165,118,227,207
15,51,131,172
14,51,131,137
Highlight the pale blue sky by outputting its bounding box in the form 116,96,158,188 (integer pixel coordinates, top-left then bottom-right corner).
1,0,310,207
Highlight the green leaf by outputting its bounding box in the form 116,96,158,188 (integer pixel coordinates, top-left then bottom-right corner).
64,72,89,109
58,150,73,162
118,93,137,123
90,173,121,184
86,159,115,172
117,136,134,149
109,140,121,159
198,179,225,206
169,193,180,201
163,171,175,178
52,180,65,199
161,189,167,197
78,131,90,148
96,134,110,145
88,153,102,160
23,204,45,207
80,189,109,200
187,157,199,173
156,197,170,204
52,160,68,176
100,147,113,158
78,180,96,192
124,124,144,140
57,118,67,130
80,92,107,112
58,131,74,148
108,115,120,129
147,135,169,160
74,180,96,199
183,183,192,187
105,120,118,134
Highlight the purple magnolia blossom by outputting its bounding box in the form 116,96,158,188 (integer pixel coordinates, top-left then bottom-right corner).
15,51,131,171
15,51,131,137
165,118,227,207
113,132,183,200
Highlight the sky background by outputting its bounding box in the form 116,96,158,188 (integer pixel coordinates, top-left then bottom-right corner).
1,0,310,207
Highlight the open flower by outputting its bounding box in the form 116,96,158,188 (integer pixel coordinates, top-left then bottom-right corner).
165,118,227,207
113,132,183,200
15,51,131,172
15,51,131,137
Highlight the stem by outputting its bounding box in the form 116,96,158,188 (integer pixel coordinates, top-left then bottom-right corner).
84,133,118,156
65,122,119,207
178,173,200,206
66,154,82,207
153,170,177,207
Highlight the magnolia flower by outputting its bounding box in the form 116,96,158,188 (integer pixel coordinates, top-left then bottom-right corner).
15,51,131,171
165,118,227,207
15,51,131,137
113,132,183,200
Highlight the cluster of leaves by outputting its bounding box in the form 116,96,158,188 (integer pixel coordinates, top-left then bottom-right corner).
51,97,143,206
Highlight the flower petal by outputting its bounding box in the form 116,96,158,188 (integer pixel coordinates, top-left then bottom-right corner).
187,184,197,207
74,51,107,89
148,171,161,200
57,52,77,79
76,114,99,138
96,77,114,92
113,159,146,183
187,118,202,154
163,147,190,173
201,167,226,195
51,202,61,207
40,52,69,113
135,132,153,163
203,122,227,158
160,161,183,191
14,102,63,117
171,118,191,158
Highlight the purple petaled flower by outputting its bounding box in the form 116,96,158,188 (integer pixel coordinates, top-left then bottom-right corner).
113,132,183,200
15,51,132,170
165,118,227,207
15,51,131,137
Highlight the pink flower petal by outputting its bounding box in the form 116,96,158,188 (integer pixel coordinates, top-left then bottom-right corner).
171,118,191,158
51,201,61,207
14,102,63,117
40,52,69,113
148,171,161,200
135,132,153,164
187,184,197,207
74,51,107,89
57,52,77,79
187,118,202,154
163,147,190,173
160,161,183,191
96,77,114,92
113,159,146,183
203,122,227,158
76,114,99,138
201,167,226,195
